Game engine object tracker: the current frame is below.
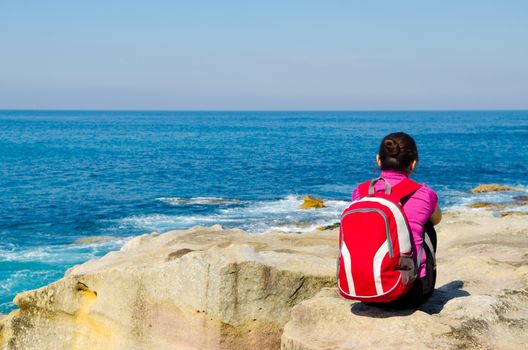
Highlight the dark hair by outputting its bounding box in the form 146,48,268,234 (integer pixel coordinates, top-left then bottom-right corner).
378,132,418,172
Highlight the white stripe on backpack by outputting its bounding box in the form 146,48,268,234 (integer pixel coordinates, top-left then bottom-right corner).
340,242,355,295
352,197,412,253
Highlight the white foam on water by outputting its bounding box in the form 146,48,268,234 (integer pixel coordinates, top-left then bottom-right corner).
0,237,129,313
119,195,350,234
0,269,59,293
125,187,528,234
0,269,65,313
156,197,242,205
442,186,528,212
0,238,126,263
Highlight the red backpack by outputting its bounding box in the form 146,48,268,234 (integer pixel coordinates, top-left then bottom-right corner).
337,177,422,302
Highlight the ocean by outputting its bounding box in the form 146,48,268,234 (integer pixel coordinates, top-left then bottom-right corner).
1,110,527,313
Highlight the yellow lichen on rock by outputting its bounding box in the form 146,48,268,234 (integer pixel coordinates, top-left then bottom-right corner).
72,282,113,350
299,195,325,209
0,311,15,349
470,184,521,193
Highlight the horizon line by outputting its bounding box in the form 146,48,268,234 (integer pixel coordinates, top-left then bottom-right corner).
1,108,528,113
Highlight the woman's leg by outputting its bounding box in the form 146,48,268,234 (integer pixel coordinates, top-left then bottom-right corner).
421,241,436,299
422,221,437,298
424,221,437,252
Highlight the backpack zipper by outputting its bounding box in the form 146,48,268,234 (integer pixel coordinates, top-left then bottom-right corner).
341,208,394,258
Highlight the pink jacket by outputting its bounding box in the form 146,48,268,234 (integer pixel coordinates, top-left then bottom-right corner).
352,170,438,278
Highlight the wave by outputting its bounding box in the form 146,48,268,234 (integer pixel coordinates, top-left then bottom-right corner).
136,188,528,234
0,237,128,313
0,237,126,263
1,196,348,313
440,185,528,211
0,269,63,313
156,197,241,205
119,195,350,234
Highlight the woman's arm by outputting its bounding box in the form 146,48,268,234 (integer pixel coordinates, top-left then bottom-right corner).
429,204,442,225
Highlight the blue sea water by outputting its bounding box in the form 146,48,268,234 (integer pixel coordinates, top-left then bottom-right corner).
0,110,527,313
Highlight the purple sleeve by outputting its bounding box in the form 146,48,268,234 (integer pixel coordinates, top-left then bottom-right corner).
352,187,360,201
404,184,438,226
403,184,438,278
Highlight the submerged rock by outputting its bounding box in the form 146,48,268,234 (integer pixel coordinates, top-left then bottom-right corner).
74,236,115,245
513,195,528,202
467,202,508,209
316,222,340,231
469,184,521,193
467,202,527,210
500,211,528,217
299,195,325,209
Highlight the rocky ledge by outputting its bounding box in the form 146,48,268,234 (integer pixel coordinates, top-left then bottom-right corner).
1,211,528,350
0,225,336,350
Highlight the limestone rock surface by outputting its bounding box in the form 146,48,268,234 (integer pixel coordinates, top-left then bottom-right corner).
0,225,337,350
281,211,528,350
1,211,527,350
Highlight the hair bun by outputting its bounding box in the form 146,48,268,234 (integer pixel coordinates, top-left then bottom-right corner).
383,139,400,157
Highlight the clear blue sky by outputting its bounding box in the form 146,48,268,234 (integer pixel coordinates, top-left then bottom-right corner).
1,0,527,110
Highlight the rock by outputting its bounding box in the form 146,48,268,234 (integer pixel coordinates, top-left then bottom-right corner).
291,221,314,229
2,211,527,350
299,195,325,209
468,202,527,210
281,288,454,349
282,211,528,350
281,287,528,350
74,236,115,245
469,184,521,193
467,202,508,209
500,211,528,217
0,226,338,350
316,223,340,231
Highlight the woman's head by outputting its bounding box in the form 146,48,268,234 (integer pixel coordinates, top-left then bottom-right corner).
377,132,418,173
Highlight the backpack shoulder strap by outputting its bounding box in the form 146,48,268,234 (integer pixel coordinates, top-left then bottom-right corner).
357,180,371,198
391,178,422,201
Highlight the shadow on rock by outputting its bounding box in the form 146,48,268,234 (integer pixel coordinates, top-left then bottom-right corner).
350,302,416,318
350,280,469,318
419,280,470,315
